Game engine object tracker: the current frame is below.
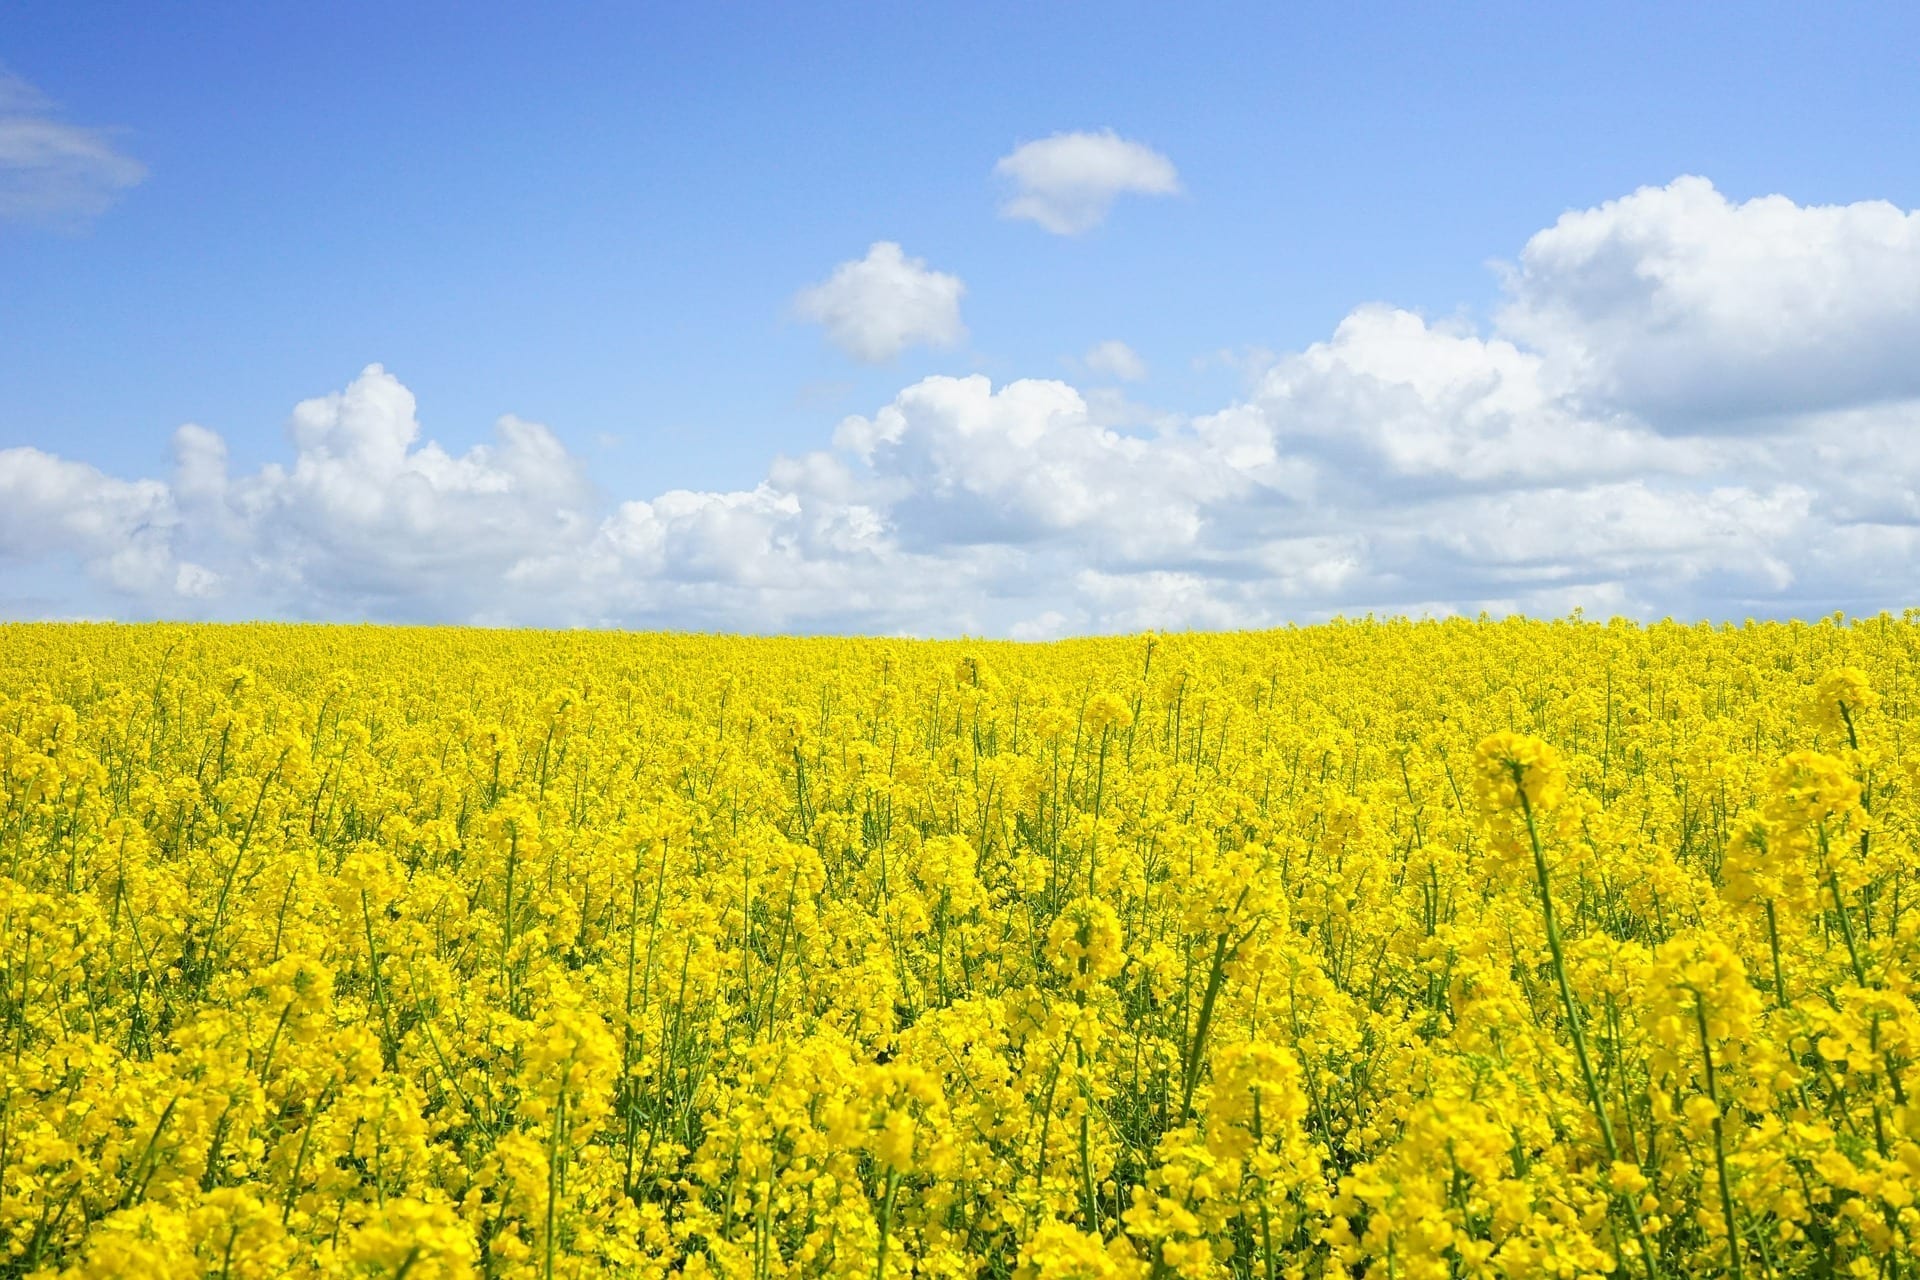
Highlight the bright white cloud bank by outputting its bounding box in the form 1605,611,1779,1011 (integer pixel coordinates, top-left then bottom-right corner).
793,241,967,363
6,176,1919,634
0,71,146,225
995,130,1181,234
1497,176,1920,425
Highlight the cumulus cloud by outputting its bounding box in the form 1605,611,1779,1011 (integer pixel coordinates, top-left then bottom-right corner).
0,71,146,226
1249,305,1710,486
834,374,1305,563
8,176,1920,633
1413,482,1807,596
1498,176,1920,425
994,130,1180,235
1081,340,1148,382
0,447,211,597
793,242,966,363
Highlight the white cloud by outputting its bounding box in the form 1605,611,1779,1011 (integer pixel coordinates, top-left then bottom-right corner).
994,130,1180,235
10,177,1920,633
1082,339,1148,382
1498,176,1920,425
833,373,1306,562
1074,569,1250,632
228,366,599,617
1249,304,1711,485
0,71,146,226
1009,610,1070,642
1416,481,1807,592
793,242,966,363
0,447,210,597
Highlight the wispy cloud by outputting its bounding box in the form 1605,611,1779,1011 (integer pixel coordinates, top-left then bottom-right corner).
0,70,146,227
1080,339,1148,382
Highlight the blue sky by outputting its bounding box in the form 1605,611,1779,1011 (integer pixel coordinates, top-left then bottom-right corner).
4,3,1920,631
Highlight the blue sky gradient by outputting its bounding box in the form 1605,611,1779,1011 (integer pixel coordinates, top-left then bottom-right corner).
4,3,1919,630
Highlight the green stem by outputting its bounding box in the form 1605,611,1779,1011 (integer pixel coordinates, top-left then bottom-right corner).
1690,992,1745,1280
1515,780,1659,1280
875,1167,901,1279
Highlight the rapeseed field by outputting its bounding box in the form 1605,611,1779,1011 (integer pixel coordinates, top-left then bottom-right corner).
1,618,1916,1279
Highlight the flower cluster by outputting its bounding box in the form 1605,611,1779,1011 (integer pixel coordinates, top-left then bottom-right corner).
0,618,1916,1278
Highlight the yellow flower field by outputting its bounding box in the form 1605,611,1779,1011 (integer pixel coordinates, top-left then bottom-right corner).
2,618,1917,1279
